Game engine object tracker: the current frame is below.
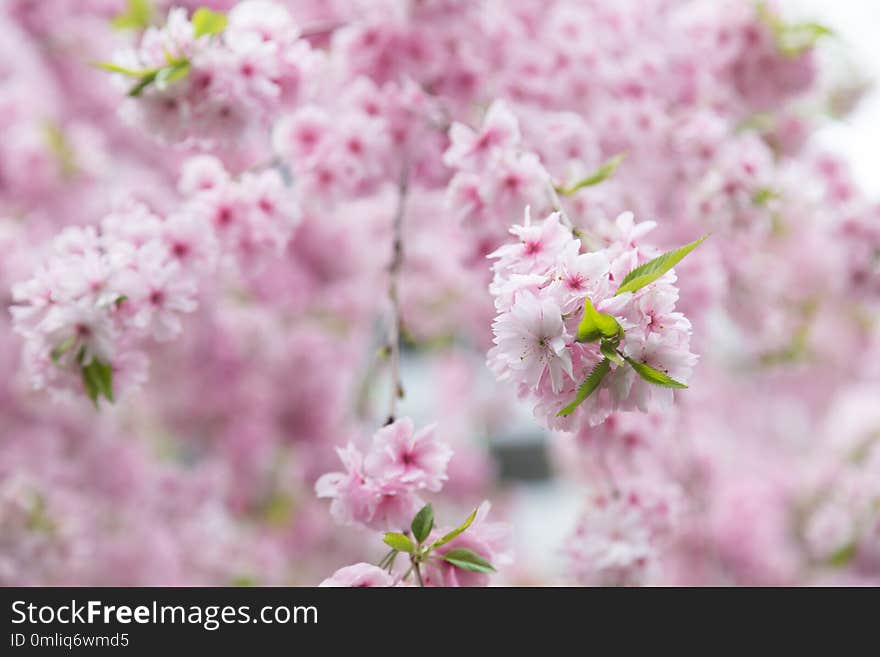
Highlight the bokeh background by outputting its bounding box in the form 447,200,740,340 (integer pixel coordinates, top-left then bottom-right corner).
503,0,880,580
2,0,879,586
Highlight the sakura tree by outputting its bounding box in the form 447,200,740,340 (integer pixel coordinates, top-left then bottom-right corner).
2,0,879,586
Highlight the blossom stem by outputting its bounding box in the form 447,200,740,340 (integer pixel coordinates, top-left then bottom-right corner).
546,181,599,250
412,559,424,587
547,182,575,230
377,548,397,571
385,161,409,425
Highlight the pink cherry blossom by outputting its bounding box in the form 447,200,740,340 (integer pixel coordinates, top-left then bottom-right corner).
320,562,395,587
488,209,698,429
363,418,452,493
422,501,513,587
316,419,452,532
444,100,521,171
2,0,878,589
488,291,573,394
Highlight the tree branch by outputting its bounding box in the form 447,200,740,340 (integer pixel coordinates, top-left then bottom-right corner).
385,162,409,425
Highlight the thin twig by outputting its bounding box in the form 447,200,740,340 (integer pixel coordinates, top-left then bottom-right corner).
547,180,575,230
385,161,409,425
412,560,424,587
547,180,602,251
377,548,397,571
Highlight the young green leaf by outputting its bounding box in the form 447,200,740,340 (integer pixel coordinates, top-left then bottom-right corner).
93,61,155,77
624,357,687,389
752,187,780,207
430,507,478,550
43,122,77,178
828,542,856,567
410,504,434,544
231,575,258,587
576,297,621,343
756,2,832,58
127,71,160,97
81,358,115,407
383,533,415,553
600,340,624,366
155,59,191,86
192,8,228,38
614,235,708,296
50,336,77,364
25,492,55,534
441,548,496,574
735,112,776,135
777,22,832,57
111,0,153,30
557,358,611,417
556,153,626,196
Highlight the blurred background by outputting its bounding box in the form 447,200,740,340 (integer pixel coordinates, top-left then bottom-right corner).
422,0,880,581
2,0,879,587
781,0,880,195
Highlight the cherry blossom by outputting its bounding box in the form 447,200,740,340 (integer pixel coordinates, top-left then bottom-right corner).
1,0,877,589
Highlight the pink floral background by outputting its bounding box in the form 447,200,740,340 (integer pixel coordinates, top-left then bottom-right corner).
1,0,879,586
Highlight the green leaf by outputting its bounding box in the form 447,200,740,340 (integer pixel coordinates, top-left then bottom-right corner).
231,575,258,587
600,340,624,366
577,297,622,343
93,61,155,77
81,358,115,407
735,112,776,135
192,8,228,38
756,3,832,58
25,492,55,534
411,504,434,544
556,153,626,196
615,235,708,296
624,357,687,389
127,70,159,97
557,358,611,417
118,58,190,97
431,507,478,550
94,60,170,97
383,532,415,553
752,187,780,206
828,543,856,567
50,336,77,364
43,122,77,178
777,22,832,57
441,547,496,574
111,0,153,30
261,492,293,526
155,59,191,86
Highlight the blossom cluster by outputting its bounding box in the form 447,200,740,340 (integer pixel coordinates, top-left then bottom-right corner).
319,500,513,588
317,419,511,587
10,156,298,403
315,418,453,532
10,202,196,403
444,100,553,248
565,483,681,586
177,155,299,273
488,210,699,430
800,387,880,574
271,78,440,208
2,0,879,588
106,2,317,144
